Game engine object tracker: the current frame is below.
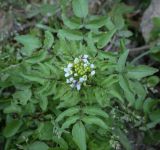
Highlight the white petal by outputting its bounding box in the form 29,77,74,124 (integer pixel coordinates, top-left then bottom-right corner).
82,59,88,63
73,80,77,83
83,75,87,81
70,84,74,88
69,77,74,81
74,73,78,77
74,58,79,64
91,70,95,76
90,64,94,68
65,73,70,77
84,64,88,67
79,77,84,83
83,55,88,59
76,83,81,90
66,79,70,83
64,68,70,72
68,63,73,68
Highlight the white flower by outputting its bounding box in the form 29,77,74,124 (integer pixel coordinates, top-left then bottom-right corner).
83,55,88,59
79,77,85,83
84,63,88,67
66,79,70,83
67,63,73,68
64,67,70,72
82,58,88,63
90,64,95,68
73,80,77,83
76,83,81,90
69,77,74,82
70,84,74,88
74,58,79,64
83,75,87,81
65,73,70,77
74,73,78,77
91,70,95,76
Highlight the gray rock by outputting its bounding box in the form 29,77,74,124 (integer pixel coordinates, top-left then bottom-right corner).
141,0,160,42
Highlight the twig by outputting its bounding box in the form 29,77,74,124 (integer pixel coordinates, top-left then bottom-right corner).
129,45,150,53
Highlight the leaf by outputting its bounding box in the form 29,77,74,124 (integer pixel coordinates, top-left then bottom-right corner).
56,107,80,122
97,28,116,48
3,104,22,114
44,31,54,49
13,88,32,105
82,116,108,130
149,110,160,122
38,122,53,140
20,73,45,85
28,141,49,150
58,29,83,41
62,14,82,29
117,50,129,72
39,95,48,111
39,4,57,15
25,50,47,64
85,16,109,29
72,0,88,18
3,120,22,138
82,107,108,118
110,84,124,103
72,121,86,150
127,65,158,80
115,128,132,150
143,98,157,114
119,74,135,105
61,115,80,130
15,35,42,56
147,76,160,87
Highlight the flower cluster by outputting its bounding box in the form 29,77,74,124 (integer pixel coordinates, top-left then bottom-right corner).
64,55,95,90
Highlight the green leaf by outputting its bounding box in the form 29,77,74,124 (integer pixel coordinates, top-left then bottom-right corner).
61,115,80,130
85,16,109,29
28,141,49,150
82,107,108,118
143,98,158,114
25,50,47,64
115,128,132,150
56,107,80,122
97,28,116,48
147,76,160,87
127,65,158,80
39,95,48,111
3,104,22,114
72,0,88,18
149,110,160,122
72,121,86,150
44,31,54,49
110,84,124,103
62,14,82,29
13,88,32,105
3,120,22,138
119,74,135,105
58,29,83,41
82,116,108,130
15,35,41,56
38,122,53,140
39,4,57,15
20,73,45,85
117,50,129,72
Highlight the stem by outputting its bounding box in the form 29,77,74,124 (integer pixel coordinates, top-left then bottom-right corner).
131,51,150,64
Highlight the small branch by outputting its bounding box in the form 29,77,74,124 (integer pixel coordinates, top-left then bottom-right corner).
129,45,150,53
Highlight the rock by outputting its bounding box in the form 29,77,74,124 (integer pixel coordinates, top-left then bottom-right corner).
140,0,160,42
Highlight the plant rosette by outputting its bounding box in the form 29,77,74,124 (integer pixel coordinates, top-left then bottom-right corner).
64,54,95,90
